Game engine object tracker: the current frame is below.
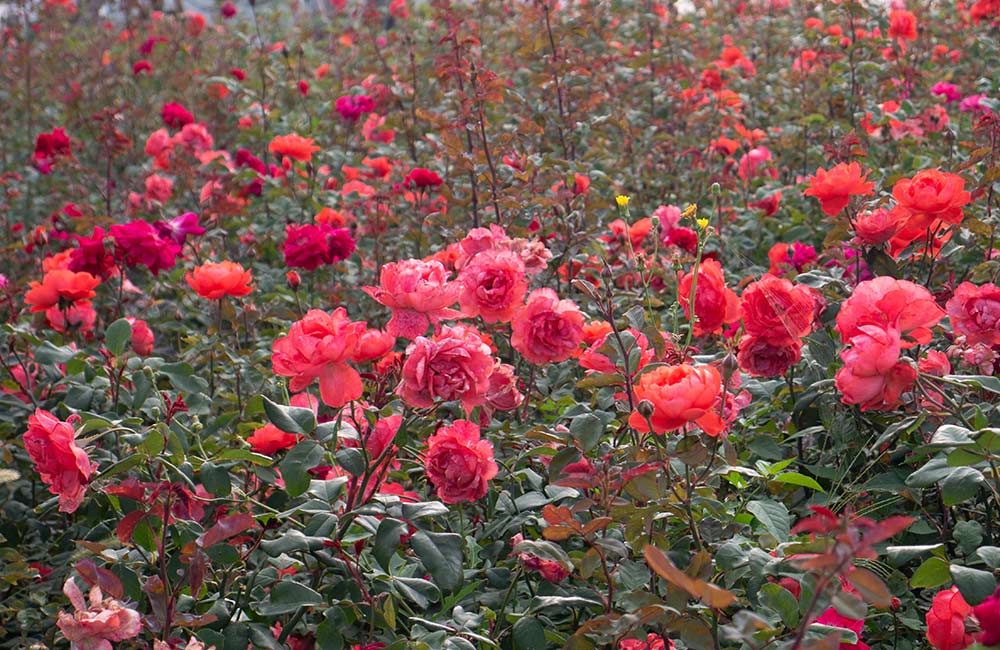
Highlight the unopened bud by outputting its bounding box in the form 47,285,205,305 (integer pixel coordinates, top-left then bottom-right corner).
286,270,301,290
711,182,721,196
637,399,655,418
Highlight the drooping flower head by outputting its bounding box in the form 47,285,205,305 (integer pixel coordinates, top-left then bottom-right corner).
23,409,94,513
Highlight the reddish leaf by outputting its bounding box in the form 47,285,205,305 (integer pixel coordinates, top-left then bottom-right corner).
117,509,148,544
846,567,892,608
198,512,257,549
643,544,736,609
75,558,124,599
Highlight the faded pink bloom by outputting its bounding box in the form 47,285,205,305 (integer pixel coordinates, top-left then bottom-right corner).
946,282,1000,345
57,578,141,650
485,362,523,412
835,277,944,348
363,259,462,339
144,174,173,203
512,289,585,364
272,309,366,408
737,146,778,181
23,409,93,513
458,249,528,323
398,324,495,411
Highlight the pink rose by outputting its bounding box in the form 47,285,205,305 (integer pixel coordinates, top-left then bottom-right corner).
424,420,498,503
363,259,463,339
355,328,396,363
272,309,366,408
946,282,1000,345
836,276,944,348
23,409,93,513
737,335,803,377
57,578,141,650
126,317,155,356
511,288,585,364
485,362,524,412
399,324,495,411
835,325,917,411
853,208,899,246
458,249,528,323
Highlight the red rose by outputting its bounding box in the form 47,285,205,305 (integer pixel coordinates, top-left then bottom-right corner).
926,586,973,650
678,258,740,337
740,274,817,343
23,409,94,513
423,420,498,504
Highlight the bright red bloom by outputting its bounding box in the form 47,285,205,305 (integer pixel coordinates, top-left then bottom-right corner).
269,134,321,163
927,586,973,650
946,282,1000,346
24,269,100,312
335,95,375,122
511,288,586,364
815,607,869,650
619,633,674,650
890,170,971,240
33,127,72,173
68,228,115,278
740,274,818,343
126,317,154,356
23,409,93,513
423,420,498,504
161,101,194,129
853,208,899,246
404,168,443,189
974,588,1000,647
678,258,740,337
282,223,355,270
835,276,944,348
247,423,302,456
271,308,366,408
888,10,918,41
185,261,253,300
803,162,875,216
629,364,725,436
399,324,495,411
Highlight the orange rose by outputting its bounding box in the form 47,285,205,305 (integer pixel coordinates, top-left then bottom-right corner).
629,364,724,436
891,169,971,238
185,261,253,300
24,269,100,313
268,133,321,163
803,162,875,216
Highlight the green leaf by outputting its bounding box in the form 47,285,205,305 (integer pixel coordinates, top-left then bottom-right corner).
160,362,209,394
279,441,325,498
944,374,1000,395
254,580,324,615
217,449,274,465
808,624,858,645
334,448,365,477
978,546,1000,569
392,576,440,608
105,319,132,356
905,457,953,488
263,396,316,435
911,557,952,588
927,424,976,448
760,582,800,627
747,499,790,542
886,544,944,566
374,518,408,571
569,413,603,452
771,472,825,493
200,461,231,496
513,617,547,650
941,466,984,505
34,341,78,364
951,565,997,606
411,530,464,593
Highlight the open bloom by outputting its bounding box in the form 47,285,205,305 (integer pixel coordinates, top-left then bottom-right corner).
269,133,320,162
803,162,875,216
853,208,899,246
927,586,973,650
737,335,802,377
458,249,527,323
629,364,725,435
511,289,585,364
363,259,463,339
247,423,302,456
836,276,944,348
890,169,971,240
24,269,100,312
185,261,253,300
23,409,93,513
272,309,366,408
424,420,498,504
740,274,818,343
399,325,495,411
946,282,1000,346
110,219,181,275
57,577,141,650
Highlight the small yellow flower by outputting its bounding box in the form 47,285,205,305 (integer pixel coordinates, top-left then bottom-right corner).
615,195,631,207
696,218,710,229
681,204,698,219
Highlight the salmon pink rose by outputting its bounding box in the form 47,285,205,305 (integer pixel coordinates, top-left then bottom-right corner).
926,586,973,650
803,162,875,216
740,274,818,343
835,325,916,411
678,258,740,337
57,577,141,650
23,409,94,513
363,259,463,339
891,169,971,236
185,261,253,300
835,277,944,348
458,249,527,323
271,309,366,408
424,420,498,504
946,282,1000,346
399,324,495,411
511,288,585,364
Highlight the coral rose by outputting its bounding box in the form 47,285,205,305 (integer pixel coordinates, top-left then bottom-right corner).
269,133,321,163
803,162,875,216
126,317,155,356
247,423,302,456
511,288,585,364
835,325,917,411
888,9,918,41
678,258,740,337
363,259,463,339
927,586,973,650
836,276,944,348
853,208,899,246
23,409,93,513
423,420,498,504
629,364,725,436
398,324,495,411
185,261,253,300
271,309,366,408
24,269,100,312
458,249,528,323
57,577,141,650
891,170,971,236
946,282,1000,346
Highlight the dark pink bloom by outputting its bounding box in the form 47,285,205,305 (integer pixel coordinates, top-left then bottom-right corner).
161,101,194,129
23,409,93,513
399,324,495,410
335,95,376,122
110,220,181,275
363,259,463,339
424,420,498,504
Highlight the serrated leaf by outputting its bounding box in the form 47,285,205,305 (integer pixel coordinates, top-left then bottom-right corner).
747,499,790,542
411,531,464,593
